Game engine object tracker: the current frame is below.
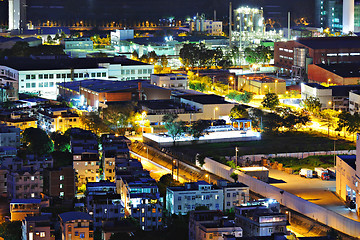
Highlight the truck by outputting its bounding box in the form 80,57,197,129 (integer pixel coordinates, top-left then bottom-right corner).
314,167,330,180
299,168,313,178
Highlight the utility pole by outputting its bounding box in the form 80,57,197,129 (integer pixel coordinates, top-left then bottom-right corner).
229,2,232,47
287,12,291,40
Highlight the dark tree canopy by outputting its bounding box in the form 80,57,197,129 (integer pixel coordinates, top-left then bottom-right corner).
22,128,54,156
262,93,280,111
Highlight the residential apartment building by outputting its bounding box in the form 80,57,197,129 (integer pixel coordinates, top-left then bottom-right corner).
235,199,288,237
22,215,55,240
2,154,53,172
151,73,188,89
7,170,43,199
301,83,360,111
166,181,223,215
37,107,80,133
43,166,75,200
132,202,162,231
10,199,41,221
101,134,130,182
218,180,249,211
0,112,37,132
59,212,94,240
86,193,125,228
0,123,20,148
0,57,154,100
0,167,7,197
198,220,243,240
70,129,100,188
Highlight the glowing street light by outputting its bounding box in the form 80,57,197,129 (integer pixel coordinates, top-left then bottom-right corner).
327,78,331,86
235,147,239,168
214,107,219,119
205,174,210,183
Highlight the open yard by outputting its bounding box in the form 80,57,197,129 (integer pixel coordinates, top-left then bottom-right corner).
270,155,335,172
172,131,355,163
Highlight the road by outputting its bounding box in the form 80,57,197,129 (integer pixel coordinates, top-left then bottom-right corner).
269,169,360,222
130,151,188,183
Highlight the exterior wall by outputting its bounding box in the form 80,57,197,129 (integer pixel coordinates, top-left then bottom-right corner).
301,83,333,110
308,64,360,85
63,38,93,50
274,41,295,71
88,198,125,228
43,167,75,200
223,187,249,211
38,112,80,133
103,158,115,182
73,154,100,188
349,91,360,114
143,87,171,101
166,189,224,215
239,78,286,95
198,226,242,240
18,69,107,100
190,20,223,36
0,169,7,197
1,119,37,132
132,203,162,231
336,156,357,208
7,171,43,199
150,74,188,89
61,220,93,240
105,64,153,80
22,221,54,240
10,203,40,221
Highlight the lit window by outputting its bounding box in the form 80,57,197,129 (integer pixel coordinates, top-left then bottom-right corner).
40,232,45,237
60,175,64,180
60,192,64,197
60,184,63,189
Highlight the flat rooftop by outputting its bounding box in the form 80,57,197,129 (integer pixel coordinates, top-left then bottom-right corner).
0,57,149,71
297,36,360,49
315,63,360,78
338,155,356,171
178,94,231,105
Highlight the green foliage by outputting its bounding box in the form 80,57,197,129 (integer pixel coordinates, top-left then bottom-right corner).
226,91,253,103
0,221,22,240
80,112,109,135
301,97,322,116
102,103,137,134
270,155,335,172
261,92,280,110
50,131,70,152
227,160,236,169
22,128,54,156
230,172,238,182
162,113,186,145
0,41,65,58
52,151,73,168
179,43,224,69
157,174,181,202
244,46,273,65
229,105,249,120
196,153,206,167
195,205,210,211
320,109,340,136
188,120,210,140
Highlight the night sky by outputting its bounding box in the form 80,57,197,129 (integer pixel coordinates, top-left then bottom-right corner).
0,0,315,26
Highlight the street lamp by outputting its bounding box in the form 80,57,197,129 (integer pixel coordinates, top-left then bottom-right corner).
144,146,148,160
235,147,239,168
328,101,335,111
275,79,278,94
327,78,331,86
205,174,210,183
214,107,219,120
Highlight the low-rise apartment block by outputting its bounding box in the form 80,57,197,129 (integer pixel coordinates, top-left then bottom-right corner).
166,181,223,215
43,166,75,200
59,212,94,240
22,214,55,240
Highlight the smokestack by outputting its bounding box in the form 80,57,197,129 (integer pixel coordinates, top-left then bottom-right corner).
214,10,216,21
287,12,291,40
229,2,232,47
343,0,355,33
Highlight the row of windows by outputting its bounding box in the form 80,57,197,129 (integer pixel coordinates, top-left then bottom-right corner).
26,72,107,80
25,82,55,88
121,69,152,75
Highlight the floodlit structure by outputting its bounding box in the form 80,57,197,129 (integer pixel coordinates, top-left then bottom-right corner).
8,0,27,31
343,0,355,33
189,14,223,36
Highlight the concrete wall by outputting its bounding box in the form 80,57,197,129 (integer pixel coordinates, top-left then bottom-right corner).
202,157,360,238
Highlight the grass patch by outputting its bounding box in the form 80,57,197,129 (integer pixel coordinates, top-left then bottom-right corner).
270,155,335,172
172,131,355,162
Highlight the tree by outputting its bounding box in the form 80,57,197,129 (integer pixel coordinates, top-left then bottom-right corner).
262,93,280,111
132,50,139,60
79,112,109,135
0,221,22,240
229,105,249,120
22,128,54,156
102,103,137,134
230,172,238,182
160,55,168,68
162,113,186,145
301,97,322,116
346,113,360,141
244,46,273,65
336,111,352,137
262,113,283,133
188,120,210,140
320,109,339,137
248,107,264,130
179,43,200,69
50,131,70,152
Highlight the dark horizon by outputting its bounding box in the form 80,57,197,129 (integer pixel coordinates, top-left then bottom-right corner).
0,0,315,27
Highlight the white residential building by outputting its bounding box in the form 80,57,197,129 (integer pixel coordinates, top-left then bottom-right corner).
0,124,20,148
349,90,360,114
151,73,188,89
198,221,243,240
218,180,250,211
166,181,224,215
0,57,153,100
7,170,43,199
